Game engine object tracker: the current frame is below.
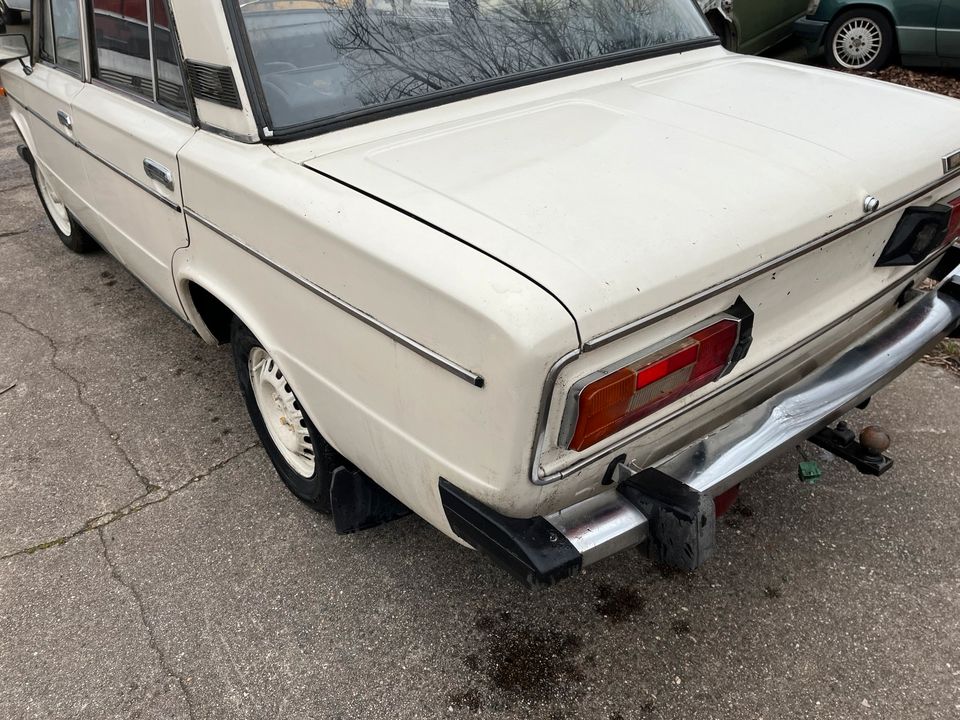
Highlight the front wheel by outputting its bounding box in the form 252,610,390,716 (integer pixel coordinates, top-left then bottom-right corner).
231,318,342,512
825,9,895,71
29,159,97,254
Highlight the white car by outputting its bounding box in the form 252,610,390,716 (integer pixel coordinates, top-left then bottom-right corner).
1,0,959,588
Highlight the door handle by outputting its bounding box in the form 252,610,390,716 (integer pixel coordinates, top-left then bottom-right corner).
143,158,174,191
57,110,72,130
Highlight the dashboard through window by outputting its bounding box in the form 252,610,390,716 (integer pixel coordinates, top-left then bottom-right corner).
233,0,712,133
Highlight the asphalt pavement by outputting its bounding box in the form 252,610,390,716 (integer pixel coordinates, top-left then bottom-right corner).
2,86,960,720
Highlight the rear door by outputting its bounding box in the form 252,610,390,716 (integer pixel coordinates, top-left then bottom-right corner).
70,0,195,316
19,0,102,236
938,0,960,58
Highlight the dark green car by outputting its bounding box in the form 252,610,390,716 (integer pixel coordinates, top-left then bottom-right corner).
795,0,960,69
699,0,814,54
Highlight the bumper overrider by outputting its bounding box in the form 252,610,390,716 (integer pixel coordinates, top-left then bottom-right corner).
440,264,960,589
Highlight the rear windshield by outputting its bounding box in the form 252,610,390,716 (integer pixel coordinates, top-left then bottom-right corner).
234,0,712,133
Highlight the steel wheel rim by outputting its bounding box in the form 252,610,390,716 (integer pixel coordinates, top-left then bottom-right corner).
36,164,72,236
833,17,883,69
248,346,316,478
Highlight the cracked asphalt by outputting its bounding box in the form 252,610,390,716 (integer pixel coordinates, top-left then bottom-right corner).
2,92,960,720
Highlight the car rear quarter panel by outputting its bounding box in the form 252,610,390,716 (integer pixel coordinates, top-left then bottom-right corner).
174,132,579,535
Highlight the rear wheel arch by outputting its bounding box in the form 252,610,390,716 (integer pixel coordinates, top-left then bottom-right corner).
184,280,235,344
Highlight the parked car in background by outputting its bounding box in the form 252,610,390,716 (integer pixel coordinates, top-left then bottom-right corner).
796,0,960,70
2,0,960,589
2,0,30,25
699,0,816,54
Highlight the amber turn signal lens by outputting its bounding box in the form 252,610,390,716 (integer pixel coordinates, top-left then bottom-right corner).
568,320,740,452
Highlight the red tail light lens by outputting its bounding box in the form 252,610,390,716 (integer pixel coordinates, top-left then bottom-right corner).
947,197,960,246
568,320,740,452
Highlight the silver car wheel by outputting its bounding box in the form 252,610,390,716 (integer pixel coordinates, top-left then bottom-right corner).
248,346,316,478
833,17,883,69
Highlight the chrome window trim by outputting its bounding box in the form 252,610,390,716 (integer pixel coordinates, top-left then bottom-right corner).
6,91,182,213
583,164,960,352
530,241,954,486
557,311,743,449
182,208,486,389
146,0,158,104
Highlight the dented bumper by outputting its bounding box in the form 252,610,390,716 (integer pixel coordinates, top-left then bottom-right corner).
441,270,960,588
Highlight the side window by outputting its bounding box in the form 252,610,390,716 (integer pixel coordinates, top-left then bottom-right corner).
38,0,82,75
90,0,190,115
38,0,56,63
151,0,188,113
91,0,154,102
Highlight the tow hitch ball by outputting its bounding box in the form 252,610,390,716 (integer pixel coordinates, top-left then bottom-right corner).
809,420,894,476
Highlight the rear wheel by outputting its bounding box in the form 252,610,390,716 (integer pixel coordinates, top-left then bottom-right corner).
29,159,96,254
231,318,342,512
825,9,895,71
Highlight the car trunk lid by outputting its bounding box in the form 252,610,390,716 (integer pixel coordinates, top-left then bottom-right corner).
288,53,960,345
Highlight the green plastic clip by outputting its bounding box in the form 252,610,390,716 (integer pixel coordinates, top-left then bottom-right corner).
798,461,821,484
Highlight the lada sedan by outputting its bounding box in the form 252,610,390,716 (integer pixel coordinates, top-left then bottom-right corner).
1,0,959,587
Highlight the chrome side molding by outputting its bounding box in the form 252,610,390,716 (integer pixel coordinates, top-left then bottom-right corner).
5,91,181,213
184,208,486,388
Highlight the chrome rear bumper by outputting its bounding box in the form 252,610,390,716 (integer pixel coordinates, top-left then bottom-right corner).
442,272,960,587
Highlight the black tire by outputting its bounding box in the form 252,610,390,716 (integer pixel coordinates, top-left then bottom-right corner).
824,8,895,71
5,9,23,24
28,159,97,254
231,317,341,513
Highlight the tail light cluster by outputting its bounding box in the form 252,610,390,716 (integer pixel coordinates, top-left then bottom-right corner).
877,196,960,267
564,301,754,452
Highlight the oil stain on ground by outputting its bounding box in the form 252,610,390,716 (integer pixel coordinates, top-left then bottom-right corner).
594,583,646,623
464,610,585,709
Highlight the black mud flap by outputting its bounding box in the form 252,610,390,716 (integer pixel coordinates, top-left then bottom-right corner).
329,466,410,535
438,478,581,589
618,467,716,571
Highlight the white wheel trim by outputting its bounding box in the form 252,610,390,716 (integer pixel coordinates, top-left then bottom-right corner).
248,347,316,478
833,17,884,69
35,163,72,236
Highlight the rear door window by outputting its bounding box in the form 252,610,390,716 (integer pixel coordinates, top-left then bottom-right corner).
151,0,188,112
89,0,191,115
90,0,155,101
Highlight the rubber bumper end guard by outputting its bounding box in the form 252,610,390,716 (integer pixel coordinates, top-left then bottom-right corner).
438,478,581,589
